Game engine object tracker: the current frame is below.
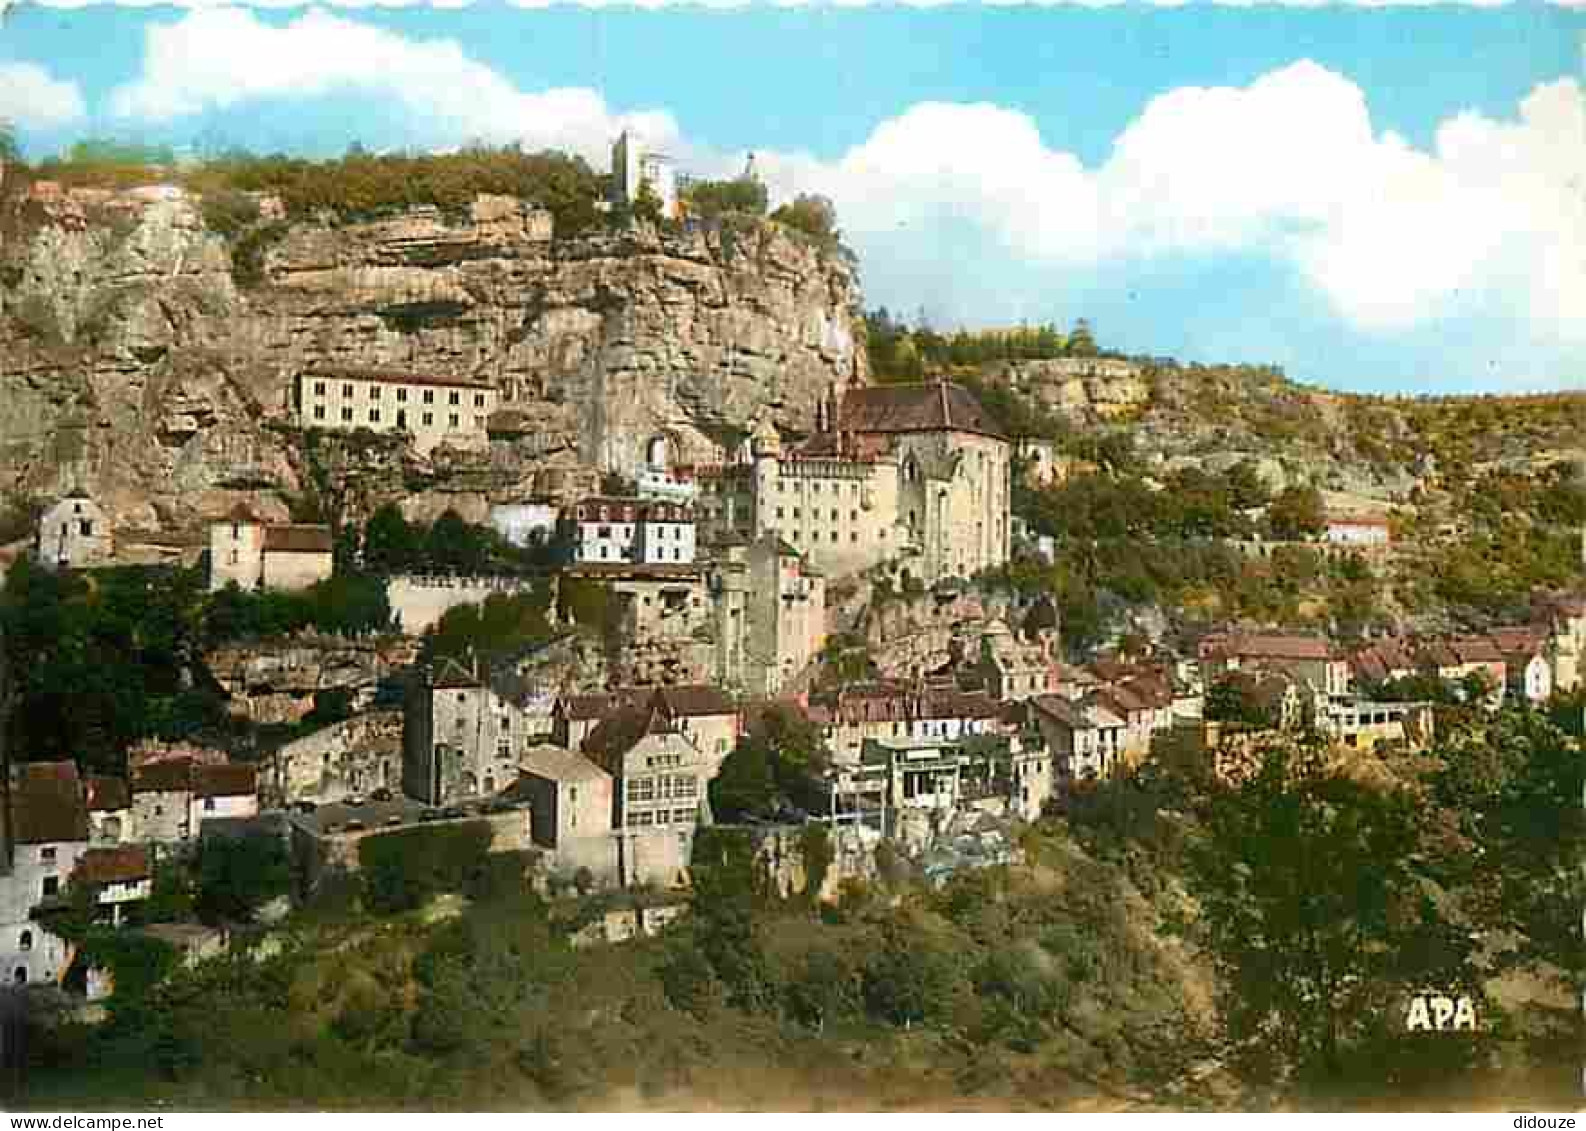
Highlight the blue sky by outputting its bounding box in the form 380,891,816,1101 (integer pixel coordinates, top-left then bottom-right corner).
2,3,1583,395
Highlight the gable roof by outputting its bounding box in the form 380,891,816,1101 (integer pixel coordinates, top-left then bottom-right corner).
193,763,258,799
837,381,1006,441
652,684,736,719
557,688,648,722
132,759,194,794
262,525,333,554
85,776,130,812
520,745,611,784
74,845,151,886
1205,632,1334,663
1486,626,1547,661
11,761,90,845
581,705,685,774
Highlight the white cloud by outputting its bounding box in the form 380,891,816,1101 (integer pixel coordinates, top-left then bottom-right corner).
107,7,679,165
759,61,1586,345
0,62,87,129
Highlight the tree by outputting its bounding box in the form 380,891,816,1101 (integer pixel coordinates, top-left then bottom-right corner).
195,831,291,924
770,194,840,248
709,704,830,821
1067,318,1098,357
1191,744,1482,1082
1268,485,1326,541
683,177,767,219
0,119,18,168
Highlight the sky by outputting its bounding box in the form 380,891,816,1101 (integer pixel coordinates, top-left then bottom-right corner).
1,2,1584,395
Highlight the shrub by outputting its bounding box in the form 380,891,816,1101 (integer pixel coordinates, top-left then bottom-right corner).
358,821,494,914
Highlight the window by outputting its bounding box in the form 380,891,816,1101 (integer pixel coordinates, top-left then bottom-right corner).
474,393,486,407
851,532,859,543
341,407,353,422
314,381,326,395
314,405,326,420
80,520,93,537
369,409,380,423
629,811,654,827
41,877,59,898
204,797,215,812
397,388,408,403
422,412,434,426
423,389,435,405
673,809,693,824
449,391,460,406
18,931,31,953
627,777,656,802
39,846,55,864
793,508,800,519
228,549,238,565
449,414,459,428
851,510,858,522
474,416,484,429
831,509,838,521
343,384,354,397
369,385,381,399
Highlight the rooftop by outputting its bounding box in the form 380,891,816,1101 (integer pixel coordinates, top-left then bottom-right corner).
11,761,89,845
263,525,334,554
520,746,611,784
837,381,1006,441
74,845,151,886
304,365,494,391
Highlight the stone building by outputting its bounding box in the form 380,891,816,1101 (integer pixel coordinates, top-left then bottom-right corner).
1533,592,1584,694
128,747,258,845
0,763,91,987
403,658,537,806
295,367,498,456
515,745,616,881
85,777,131,846
809,681,1002,767
694,379,1011,585
1200,632,1350,699
650,685,739,777
974,618,1058,702
1028,695,1127,783
743,535,826,696
208,505,333,593
611,129,679,220
580,703,710,889
35,494,114,571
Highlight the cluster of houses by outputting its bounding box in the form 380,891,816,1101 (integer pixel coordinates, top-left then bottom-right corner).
0,744,260,992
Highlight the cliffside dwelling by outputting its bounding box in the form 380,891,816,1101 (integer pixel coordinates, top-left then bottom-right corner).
294,366,498,456
208,504,333,593
693,379,1011,586
35,494,113,571
807,681,1002,766
707,533,828,697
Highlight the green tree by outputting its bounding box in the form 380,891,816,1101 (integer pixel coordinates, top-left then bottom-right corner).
709,704,829,821
362,503,421,574
1268,485,1326,541
1192,744,1481,1081
683,177,767,219
195,831,291,924
770,193,840,248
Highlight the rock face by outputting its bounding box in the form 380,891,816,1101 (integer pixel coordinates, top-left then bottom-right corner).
997,358,1149,421
204,634,410,724
0,194,866,534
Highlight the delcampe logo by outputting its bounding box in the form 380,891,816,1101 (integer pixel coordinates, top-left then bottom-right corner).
1404,990,1479,1033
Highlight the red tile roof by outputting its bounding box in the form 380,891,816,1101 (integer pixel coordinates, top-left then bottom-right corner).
262,525,333,554
652,684,736,719
74,846,150,886
11,761,90,845
1205,633,1333,662
132,759,194,794
193,763,258,799
837,381,1006,441
85,776,130,812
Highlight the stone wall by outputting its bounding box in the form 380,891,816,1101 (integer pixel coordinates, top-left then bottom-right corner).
387,573,542,635
268,711,403,807
205,634,400,724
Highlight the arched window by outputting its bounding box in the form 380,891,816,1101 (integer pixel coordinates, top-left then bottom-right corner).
646,435,670,470
18,931,32,952
13,967,25,984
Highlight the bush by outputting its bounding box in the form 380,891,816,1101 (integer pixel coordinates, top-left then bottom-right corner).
358,821,494,914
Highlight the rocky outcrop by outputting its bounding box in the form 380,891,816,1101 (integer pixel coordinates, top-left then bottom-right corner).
205,634,411,724
0,193,866,536
998,357,1149,421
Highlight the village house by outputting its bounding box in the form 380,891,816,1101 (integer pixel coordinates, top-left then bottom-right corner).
208,504,333,593
558,498,696,566
189,763,261,830
71,847,153,928
1091,675,1176,764
1028,694,1127,784
35,493,113,571
1200,631,1351,699
513,745,616,883
0,762,91,987
1324,513,1392,546
974,618,1058,702
1318,699,1436,753
1347,637,1418,690
693,378,1011,586
403,657,538,806
1416,637,1507,707
809,681,1002,766
1488,626,1553,705
580,702,712,889
1533,592,1584,693
128,744,259,844
295,366,498,456
85,777,132,846
650,685,740,777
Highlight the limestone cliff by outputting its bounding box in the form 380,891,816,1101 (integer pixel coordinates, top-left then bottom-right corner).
0,192,866,536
